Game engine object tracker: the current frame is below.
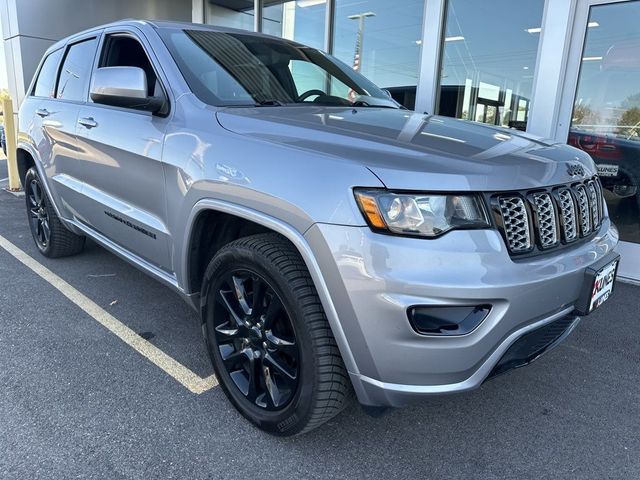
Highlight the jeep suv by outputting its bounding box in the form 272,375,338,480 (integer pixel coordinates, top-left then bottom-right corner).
18,20,620,436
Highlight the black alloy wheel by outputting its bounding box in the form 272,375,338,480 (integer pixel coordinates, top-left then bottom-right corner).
24,167,85,258
212,270,299,410
201,234,352,436
27,176,51,250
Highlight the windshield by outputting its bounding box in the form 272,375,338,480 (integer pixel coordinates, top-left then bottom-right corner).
158,28,395,108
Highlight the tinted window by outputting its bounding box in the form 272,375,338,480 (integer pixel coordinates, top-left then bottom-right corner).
56,38,98,102
158,28,391,108
33,49,63,98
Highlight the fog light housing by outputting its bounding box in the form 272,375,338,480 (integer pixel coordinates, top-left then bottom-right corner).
408,305,491,336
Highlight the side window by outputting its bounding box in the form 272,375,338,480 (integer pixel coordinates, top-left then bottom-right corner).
32,49,63,98
99,35,158,96
56,38,98,102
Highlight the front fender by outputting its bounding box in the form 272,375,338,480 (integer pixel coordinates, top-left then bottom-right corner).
180,198,360,376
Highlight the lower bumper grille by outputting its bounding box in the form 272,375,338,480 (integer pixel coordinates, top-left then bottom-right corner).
487,314,579,379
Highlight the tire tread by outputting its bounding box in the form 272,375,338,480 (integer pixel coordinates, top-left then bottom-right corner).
25,167,85,258
214,233,352,435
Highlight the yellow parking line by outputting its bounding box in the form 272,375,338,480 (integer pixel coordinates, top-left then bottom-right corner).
0,234,218,394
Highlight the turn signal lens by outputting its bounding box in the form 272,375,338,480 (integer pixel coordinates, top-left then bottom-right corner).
354,192,387,229
354,189,490,238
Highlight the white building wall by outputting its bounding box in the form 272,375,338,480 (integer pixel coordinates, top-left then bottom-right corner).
0,0,191,109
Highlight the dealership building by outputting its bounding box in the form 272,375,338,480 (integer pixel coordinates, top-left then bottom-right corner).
1,0,638,280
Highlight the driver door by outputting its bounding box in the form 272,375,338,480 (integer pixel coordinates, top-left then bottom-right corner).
73,28,173,271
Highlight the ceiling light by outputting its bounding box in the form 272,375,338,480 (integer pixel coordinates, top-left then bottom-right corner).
415,40,422,45
445,36,464,42
297,0,326,7
582,56,603,61
527,22,598,34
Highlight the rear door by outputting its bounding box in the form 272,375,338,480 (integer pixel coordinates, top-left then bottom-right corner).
74,27,172,271
35,37,99,218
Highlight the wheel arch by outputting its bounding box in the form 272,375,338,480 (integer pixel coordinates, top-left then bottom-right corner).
16,146,36,189
182,199,359,375
15,142,70,224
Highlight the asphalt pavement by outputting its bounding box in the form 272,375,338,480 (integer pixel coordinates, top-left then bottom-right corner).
1,156,639,479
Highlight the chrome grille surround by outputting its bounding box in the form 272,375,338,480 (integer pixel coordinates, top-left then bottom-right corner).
498,196,531,252
531,192,558,248
557,188,578,242
494,176,605,256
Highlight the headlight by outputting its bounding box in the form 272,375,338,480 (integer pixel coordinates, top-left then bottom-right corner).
354,189,491,238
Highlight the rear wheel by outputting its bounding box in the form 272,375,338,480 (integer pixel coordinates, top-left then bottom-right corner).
201,233,352,436
25,167,85,258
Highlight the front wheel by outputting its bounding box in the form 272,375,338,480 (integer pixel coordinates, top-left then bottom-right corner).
201,233,352,436
25,167,85,258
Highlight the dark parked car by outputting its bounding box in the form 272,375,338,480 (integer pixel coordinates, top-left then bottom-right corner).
569,129,640,210
0,123,6,156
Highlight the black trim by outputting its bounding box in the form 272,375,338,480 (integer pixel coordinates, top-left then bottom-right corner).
487,314,579,380
574,252,620,316
408,304,491,336
488,175,605,258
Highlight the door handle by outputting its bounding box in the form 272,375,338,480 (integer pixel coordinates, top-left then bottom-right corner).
35,108,50,118
78,117,98,129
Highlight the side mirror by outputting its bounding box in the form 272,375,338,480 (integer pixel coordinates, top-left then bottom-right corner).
90,66,164,113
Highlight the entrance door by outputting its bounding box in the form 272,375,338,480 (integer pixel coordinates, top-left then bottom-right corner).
559,0,640,280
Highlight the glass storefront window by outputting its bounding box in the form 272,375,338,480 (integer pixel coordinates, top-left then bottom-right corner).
333,0,425,109
436,0,544,130
568,1,640,244
206,0,255,31
262,0,326,50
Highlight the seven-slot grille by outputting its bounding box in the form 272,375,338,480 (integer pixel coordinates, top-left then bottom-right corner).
495,176,605,255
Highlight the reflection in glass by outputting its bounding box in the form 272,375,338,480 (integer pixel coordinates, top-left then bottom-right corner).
262,0,326,50
568,1,640,244
436,0,544,130
158,28,391,107
333,0,425,109
206,0,255,31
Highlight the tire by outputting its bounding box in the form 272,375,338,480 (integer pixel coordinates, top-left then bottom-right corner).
25,167,85,258
201,233,352,436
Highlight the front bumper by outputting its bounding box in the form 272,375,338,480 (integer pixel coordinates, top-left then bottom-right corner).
304,219,618,407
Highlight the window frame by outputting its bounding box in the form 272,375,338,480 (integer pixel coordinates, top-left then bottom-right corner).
88,28,171,117
30,48,64,99
54,35,101,104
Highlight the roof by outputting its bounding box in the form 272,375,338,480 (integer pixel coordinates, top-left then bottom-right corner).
46,18,280,52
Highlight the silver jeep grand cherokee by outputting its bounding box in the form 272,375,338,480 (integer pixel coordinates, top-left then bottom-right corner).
18,20,620,436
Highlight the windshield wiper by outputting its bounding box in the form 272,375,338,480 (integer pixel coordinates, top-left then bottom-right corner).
254,99,286,107
352,100,399,109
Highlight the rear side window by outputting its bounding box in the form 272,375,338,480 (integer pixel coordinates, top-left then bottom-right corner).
33,49,63,98
56,38,98,102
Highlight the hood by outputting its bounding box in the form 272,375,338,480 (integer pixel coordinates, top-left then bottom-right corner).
216,106,597,191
